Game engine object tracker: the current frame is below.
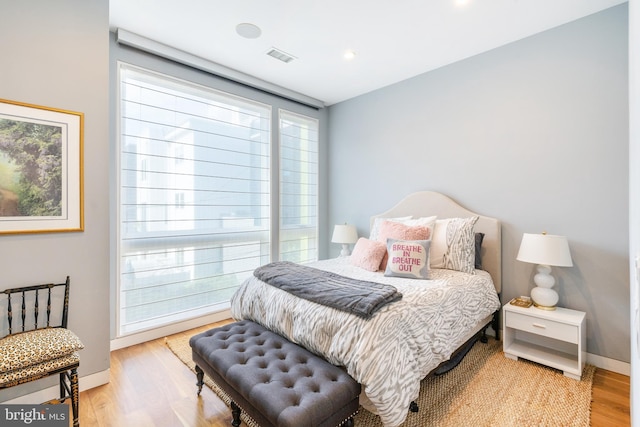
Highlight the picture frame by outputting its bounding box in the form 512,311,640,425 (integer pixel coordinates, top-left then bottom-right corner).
0,98,83,234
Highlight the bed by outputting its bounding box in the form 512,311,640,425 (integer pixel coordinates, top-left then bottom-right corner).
230,191,502,427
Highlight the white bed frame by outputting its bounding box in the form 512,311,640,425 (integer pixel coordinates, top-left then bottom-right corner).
370,190,502,293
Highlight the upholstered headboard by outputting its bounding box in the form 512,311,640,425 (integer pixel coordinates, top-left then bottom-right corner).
370,191,502,293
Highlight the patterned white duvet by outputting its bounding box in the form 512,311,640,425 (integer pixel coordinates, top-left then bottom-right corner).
230,257,501,427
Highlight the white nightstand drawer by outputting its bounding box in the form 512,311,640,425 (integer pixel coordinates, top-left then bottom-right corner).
506,311,578,343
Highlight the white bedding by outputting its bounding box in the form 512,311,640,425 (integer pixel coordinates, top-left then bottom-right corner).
230,257,501,427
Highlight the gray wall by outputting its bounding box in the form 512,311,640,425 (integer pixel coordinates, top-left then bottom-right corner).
327,5,629,362
0,0,110,399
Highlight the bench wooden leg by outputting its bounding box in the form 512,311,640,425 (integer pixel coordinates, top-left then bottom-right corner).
195,365,204,396
230,401,242,427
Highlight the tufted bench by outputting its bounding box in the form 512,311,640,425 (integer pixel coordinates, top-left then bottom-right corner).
189,320,360,427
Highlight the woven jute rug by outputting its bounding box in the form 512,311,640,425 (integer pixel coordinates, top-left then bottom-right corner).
166,335,595,427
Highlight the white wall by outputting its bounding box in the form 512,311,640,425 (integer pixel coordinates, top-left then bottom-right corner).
328,5,629,363
0,0,110,400
628,0,639,423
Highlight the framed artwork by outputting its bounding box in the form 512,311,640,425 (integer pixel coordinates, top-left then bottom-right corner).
0,99,84,234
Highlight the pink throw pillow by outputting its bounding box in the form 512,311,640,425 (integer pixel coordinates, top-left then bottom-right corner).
350,238,387,271
377,221,431,270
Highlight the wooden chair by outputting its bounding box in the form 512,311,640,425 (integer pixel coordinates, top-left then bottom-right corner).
0,277,83,427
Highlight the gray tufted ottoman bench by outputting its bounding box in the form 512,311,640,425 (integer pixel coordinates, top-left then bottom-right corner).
189,320,361,427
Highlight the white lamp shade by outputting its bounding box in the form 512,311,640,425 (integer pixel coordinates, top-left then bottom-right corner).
331,224,358,244
516,233,573,267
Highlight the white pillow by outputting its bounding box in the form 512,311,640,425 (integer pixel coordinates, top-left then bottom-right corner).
430,216,479,274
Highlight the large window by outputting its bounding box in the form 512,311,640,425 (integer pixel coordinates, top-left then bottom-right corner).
117,64,320,336
118,64,279,336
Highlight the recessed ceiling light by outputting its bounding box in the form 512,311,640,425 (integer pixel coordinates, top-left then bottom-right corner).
236,23,262,39
344,50,356,60
454,0,471,6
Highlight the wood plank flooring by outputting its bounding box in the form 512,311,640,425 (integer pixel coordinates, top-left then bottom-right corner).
76,321,630,426
591,368,631,426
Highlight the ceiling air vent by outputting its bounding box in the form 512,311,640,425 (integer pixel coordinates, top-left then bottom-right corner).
266,47,296,63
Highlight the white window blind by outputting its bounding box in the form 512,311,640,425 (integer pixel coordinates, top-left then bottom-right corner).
279,110,319,264
118,64,271,335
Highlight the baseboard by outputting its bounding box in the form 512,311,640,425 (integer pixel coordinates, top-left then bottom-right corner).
587,352,630,376
3,369,110,404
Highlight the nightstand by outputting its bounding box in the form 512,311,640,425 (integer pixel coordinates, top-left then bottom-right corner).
503,302,586,380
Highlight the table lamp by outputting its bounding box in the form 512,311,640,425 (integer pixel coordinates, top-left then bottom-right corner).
516,232,573,310
332,224,358,257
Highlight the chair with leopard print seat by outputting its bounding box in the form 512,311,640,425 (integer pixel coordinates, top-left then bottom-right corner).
0,277,84,427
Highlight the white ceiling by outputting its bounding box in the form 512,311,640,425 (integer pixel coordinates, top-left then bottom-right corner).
109,0,626,106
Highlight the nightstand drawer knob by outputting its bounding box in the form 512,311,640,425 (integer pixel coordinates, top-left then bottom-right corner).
533,323,547,329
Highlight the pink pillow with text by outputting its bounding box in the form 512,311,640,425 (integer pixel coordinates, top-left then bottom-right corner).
384,239,431,279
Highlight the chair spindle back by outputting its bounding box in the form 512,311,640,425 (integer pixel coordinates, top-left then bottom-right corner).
2,276,70,337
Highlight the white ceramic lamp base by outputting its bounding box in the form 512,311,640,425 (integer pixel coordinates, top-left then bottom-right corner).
340,244,351,257
530,264,558,310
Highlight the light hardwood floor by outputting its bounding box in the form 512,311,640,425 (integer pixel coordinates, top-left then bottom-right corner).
76,321,630,426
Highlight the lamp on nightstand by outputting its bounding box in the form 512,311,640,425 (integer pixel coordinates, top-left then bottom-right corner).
332,224,358,257
516,232,573,310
